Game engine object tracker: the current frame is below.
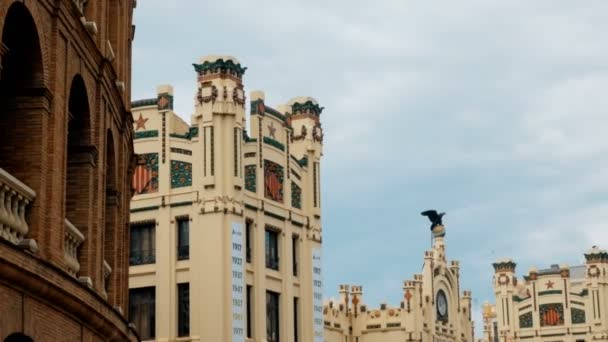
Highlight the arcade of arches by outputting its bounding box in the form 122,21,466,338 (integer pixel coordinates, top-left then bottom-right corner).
0,0,137,340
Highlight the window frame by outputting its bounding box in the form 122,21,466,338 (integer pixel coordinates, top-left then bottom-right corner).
176,216,190,261
265,227,280,271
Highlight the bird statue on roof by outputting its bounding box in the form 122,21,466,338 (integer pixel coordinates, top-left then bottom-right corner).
421,210,445,230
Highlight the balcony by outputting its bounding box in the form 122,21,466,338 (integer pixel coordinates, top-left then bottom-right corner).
64,218,85,276
130,249,156,266
177,245,189,261
0,167,36,247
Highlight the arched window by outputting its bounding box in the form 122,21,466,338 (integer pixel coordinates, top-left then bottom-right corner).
4,332,34,342
104,129,118,303
0,2,46,245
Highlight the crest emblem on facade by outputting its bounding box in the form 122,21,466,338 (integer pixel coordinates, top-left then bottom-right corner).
132,153,159,194
264,160,284,203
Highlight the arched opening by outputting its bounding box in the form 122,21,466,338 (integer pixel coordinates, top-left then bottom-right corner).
104,129,118,303
0,2,45,187
65,75,92,276
4,332,34,342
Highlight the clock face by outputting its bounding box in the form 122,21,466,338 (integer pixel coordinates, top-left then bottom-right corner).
437,290,448,320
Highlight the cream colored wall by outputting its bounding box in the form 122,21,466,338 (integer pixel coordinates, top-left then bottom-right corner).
324,229,474,342
129,57,324,342
489,248,608,342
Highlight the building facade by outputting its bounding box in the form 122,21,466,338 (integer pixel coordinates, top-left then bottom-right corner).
323,225,474,342
128,55,324,341
0,0,137,340
488,247,608,342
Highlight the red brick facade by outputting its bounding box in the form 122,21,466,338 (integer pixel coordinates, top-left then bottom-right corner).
0,0,137,340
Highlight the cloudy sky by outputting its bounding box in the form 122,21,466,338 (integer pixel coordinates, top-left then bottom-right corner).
132,0,608,332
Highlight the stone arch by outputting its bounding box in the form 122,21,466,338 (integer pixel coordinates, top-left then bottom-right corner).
103,128,119,304
0,2,48,239
65,74,94,277
3,332,34,342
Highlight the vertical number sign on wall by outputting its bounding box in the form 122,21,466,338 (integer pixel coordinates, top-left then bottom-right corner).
232,222,245,341
312,247,324,342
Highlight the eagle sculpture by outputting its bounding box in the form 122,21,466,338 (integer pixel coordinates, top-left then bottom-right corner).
421,210,445,230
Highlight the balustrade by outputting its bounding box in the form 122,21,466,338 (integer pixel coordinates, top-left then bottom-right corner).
64,218,85,276
0,167,35,246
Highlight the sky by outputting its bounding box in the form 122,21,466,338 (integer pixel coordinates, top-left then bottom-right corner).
132,0,608,333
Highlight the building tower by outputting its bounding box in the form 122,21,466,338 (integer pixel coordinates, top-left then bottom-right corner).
128,55,325,341
323,220,474,342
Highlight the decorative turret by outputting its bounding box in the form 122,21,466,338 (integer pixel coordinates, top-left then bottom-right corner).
492,259,516,273
193,55,247,117
339,284,350,312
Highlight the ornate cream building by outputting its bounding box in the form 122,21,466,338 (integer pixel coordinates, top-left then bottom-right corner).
127,55,324,341
323,225,475,342
486,246,608,342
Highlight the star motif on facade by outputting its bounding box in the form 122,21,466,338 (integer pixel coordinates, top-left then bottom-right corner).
134,113,148,131
545,280,554,289
267,122,277,138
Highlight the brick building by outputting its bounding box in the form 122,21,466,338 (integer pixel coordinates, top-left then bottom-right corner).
0,0,138,340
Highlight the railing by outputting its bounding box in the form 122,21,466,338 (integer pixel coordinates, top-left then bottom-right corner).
0,167,36,246
103,259,112,299
130,249,156,266
64,218,85,276
177,245,189,261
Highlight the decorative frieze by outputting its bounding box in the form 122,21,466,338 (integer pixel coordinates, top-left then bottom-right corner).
134,130,159,139
519,312,533,328
263,136,285,151
571,307,586,324
192,58,247,78
244,165,256,193
170,161,193,188
291,181,302,209
171,147,192,156
291,100,324,116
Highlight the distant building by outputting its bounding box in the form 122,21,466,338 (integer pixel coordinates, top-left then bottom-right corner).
323,225,475,342
0,0,137,340
487,246,608,342
128,55,325,341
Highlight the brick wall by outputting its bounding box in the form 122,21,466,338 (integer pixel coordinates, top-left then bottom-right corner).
0,0,137,340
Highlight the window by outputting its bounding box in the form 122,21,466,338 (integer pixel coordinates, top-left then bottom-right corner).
177,217,189,260
292,236,299,276
246,285,253,338
178,283,190,337
266,291,280,342
246,220,252,263
129,287,155,340
265,229,279,271
293,297,299,342
130,222,155,265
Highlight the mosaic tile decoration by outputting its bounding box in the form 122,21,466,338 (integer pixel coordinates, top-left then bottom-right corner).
264,160,284,203
539,303,564,327
171,160,192,188
571,307,586,324
291,181,302,209
519,312,533,328
132,153,159,194
245,165,256,192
